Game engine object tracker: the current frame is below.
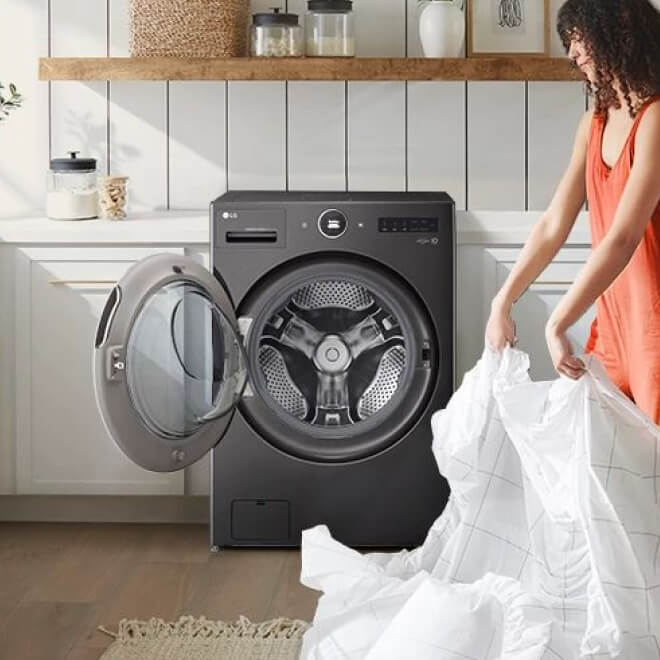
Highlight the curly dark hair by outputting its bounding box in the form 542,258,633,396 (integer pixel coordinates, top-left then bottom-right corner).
557,0,660,117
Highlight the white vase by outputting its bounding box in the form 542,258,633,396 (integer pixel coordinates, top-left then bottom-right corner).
418,0,465,58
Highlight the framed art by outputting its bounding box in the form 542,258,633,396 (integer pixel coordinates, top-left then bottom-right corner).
467,0,550,57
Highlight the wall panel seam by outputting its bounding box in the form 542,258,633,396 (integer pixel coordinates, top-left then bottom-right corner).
225,81,229,192
108,83,112,175
525,81,529,211
344,81,349,191
285,81,289,192
404,81,409,192
166,81,170,209
106,81,110,174
465,82,469,210
405,0,409,192
404,0,409,56
47,0,52,162
106,0,110,174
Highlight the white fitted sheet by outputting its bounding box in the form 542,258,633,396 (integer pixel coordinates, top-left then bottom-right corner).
300,346,660,659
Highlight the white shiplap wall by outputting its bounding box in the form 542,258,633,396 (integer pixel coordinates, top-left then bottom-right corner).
0,0,586,218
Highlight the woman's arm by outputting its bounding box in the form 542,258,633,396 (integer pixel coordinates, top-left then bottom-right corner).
486,110,592,350
546,102,660,374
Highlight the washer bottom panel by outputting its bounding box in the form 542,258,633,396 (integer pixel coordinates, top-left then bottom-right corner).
211,414,450,549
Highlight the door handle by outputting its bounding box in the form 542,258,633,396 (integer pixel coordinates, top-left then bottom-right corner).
95,286,122,349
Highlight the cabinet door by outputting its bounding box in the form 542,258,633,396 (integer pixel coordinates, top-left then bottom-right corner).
15,247,186,495
487,247,595,381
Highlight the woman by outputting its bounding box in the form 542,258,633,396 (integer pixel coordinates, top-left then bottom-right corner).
486,0,660,424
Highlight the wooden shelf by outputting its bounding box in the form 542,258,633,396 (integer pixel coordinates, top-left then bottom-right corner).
39,56,580,82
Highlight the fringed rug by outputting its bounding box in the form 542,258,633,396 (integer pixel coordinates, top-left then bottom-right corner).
98,615,310,660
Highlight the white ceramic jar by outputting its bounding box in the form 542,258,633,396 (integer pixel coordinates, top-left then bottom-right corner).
418,0,465,58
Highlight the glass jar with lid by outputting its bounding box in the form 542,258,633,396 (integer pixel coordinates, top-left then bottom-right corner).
305,0,355,57
251,8,303,57
47,151,98,221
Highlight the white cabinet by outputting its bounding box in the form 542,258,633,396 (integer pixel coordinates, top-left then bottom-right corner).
488,247,595,381
457,245,594,383
14,246,186,495
3,235,593,498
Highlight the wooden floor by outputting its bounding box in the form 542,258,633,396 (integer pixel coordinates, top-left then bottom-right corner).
0,522,320,660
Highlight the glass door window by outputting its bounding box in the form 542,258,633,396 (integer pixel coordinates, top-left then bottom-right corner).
126,281,242,439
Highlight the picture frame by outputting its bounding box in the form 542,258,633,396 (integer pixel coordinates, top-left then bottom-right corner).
467,0,550,57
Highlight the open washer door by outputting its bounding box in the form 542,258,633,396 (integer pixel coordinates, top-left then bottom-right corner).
93,253,248,472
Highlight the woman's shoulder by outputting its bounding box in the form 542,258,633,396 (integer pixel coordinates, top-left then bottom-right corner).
631,97,660,178
576,108,597,150
634,97,660,146
578,108,597,133
637,96,660,124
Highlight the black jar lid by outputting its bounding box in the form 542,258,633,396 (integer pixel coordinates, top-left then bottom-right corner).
50,151,97,171
253,8,300,25
308,0,352,11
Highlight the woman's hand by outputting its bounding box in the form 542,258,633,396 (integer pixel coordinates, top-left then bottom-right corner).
545,321,586,379
486,299,517,351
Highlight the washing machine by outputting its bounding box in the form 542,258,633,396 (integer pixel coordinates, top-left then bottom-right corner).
94,191,455,549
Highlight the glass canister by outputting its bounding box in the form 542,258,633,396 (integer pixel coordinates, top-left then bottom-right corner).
251,8,303,57
47,151,98,220
305,0,355,57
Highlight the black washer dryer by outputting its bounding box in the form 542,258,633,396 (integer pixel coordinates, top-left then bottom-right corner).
94,191,454,549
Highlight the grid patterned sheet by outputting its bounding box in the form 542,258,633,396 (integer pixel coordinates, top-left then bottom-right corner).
299,346,660,660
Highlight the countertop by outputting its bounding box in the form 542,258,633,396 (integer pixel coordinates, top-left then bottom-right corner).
0,210,591,246
0,212,209,245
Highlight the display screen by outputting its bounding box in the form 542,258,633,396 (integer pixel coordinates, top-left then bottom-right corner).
378,217,439,233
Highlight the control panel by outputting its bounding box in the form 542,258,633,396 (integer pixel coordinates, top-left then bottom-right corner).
378,217,439,233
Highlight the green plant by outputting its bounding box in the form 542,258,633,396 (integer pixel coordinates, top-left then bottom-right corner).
0,82,22,122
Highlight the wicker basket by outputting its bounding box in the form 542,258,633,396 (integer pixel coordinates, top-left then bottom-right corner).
129,0,249,57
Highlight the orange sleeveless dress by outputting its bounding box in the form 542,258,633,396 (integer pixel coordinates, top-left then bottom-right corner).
584,96,660,425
